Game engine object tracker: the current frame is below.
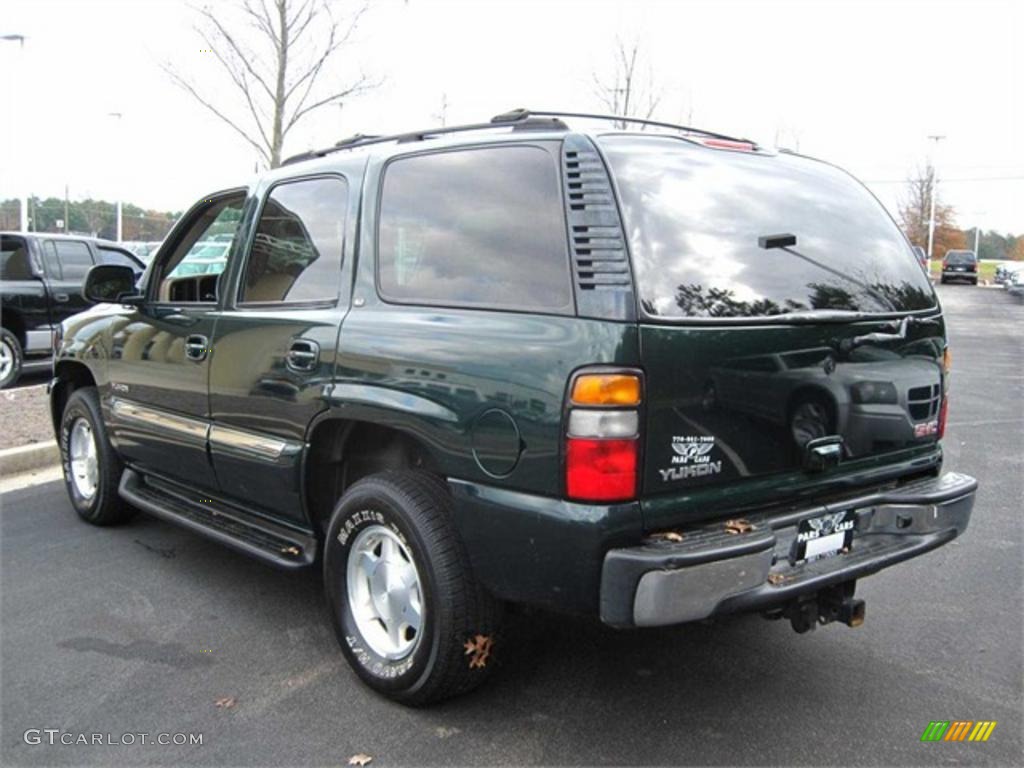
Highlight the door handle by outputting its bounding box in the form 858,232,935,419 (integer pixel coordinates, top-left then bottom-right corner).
286,339,319,372
185,334,209,362
54,293,69,303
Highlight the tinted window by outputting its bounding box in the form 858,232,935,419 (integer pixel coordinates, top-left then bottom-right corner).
945,251,976,264
377,146,572,312
55,241,94,280
42,241,62,278
1,235,33,280
240,176,348,304
601,135,936,318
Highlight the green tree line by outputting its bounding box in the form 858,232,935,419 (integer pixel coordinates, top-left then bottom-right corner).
0,197,182,242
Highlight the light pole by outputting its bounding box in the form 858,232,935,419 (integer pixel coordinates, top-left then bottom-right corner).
1,34,28,232
925,135,945,262
108,112,123,241
971,210,986,257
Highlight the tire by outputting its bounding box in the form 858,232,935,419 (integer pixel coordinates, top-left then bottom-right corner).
790,393,835,449
939,277,947,284
59,387,135,526
324,470,502,706
0,328,23,389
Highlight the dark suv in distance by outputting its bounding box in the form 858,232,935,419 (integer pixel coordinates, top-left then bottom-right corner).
50,109,977,705
941,249,979,284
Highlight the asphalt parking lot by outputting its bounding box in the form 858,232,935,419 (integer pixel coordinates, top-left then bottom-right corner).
1,284,1021,767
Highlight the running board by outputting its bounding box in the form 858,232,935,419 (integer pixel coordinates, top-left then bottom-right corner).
118,469,316,569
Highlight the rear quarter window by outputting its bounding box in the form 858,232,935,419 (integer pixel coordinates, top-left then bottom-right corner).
600,135,936,319
376,145,573,313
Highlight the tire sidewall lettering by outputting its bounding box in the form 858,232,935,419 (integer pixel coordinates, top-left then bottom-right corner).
60,403,95,513
332,504,427,683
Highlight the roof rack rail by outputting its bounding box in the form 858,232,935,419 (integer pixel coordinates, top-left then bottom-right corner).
281,114,569,166
280,108,753,166
499,108,756,145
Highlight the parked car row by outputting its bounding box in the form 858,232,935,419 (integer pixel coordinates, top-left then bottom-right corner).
0,233,145,387
994,262,1023,286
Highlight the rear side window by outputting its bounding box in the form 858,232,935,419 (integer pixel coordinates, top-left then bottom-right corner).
600,135,936,318
240,176,348,304
377,145,572,313
54,240,94,280
0,235,33,279
42,241,62,277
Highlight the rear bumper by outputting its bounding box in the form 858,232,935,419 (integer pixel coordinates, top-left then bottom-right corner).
942,270,977,279
600,472,976,627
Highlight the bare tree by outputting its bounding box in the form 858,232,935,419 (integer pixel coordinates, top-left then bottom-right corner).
165,0,380,168
592,36,662,128
898,164,966,255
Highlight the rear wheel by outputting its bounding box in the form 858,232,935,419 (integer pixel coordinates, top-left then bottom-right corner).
0,329,23,389
324,470,502,705
59,387,135,525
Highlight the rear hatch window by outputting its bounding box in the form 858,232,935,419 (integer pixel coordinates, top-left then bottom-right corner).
945,251,976,265
598,136,945,523
599,135,935,319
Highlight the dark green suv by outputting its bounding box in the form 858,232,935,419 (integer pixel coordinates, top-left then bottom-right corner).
51,109,977,705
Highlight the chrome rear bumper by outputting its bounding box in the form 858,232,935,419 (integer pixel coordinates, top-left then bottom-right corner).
600,472,977,627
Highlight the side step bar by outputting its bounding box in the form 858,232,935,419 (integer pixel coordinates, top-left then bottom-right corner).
119,469,317,569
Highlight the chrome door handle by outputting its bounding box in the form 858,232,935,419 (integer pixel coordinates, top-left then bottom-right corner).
286,340,319,372
54,293,69,303
185,334,209,362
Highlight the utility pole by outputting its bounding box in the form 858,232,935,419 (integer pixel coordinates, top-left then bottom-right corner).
64,184,69,233
108,112,123,241
1,34,28,232
925,135,945,262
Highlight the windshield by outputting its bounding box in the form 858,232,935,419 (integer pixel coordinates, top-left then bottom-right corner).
600,135,936,319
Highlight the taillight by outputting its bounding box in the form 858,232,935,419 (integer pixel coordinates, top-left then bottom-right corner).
565,371,642,502
938,347,952,439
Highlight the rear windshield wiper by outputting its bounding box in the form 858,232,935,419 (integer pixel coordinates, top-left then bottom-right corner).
758,234,898,313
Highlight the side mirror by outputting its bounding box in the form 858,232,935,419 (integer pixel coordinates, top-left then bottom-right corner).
83,264,143,305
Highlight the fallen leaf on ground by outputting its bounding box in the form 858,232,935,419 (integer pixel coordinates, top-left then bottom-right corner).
348,754,373,766
214,696,237,709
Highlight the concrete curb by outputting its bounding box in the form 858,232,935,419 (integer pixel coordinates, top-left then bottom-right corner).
0,442,60,477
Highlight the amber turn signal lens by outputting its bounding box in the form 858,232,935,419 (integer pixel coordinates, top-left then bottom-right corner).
571,374,641,406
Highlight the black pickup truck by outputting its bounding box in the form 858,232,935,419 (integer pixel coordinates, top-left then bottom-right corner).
0,232,143,387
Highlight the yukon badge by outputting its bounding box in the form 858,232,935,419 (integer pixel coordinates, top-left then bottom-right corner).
659,436,722,482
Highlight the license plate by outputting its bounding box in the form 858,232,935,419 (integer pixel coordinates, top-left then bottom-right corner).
954,266,965,271
793,509,856,563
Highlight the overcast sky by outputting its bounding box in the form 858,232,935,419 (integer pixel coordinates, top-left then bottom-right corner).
1,0,1020,233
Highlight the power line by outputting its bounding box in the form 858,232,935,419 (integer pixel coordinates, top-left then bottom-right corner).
863,175,1024,184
